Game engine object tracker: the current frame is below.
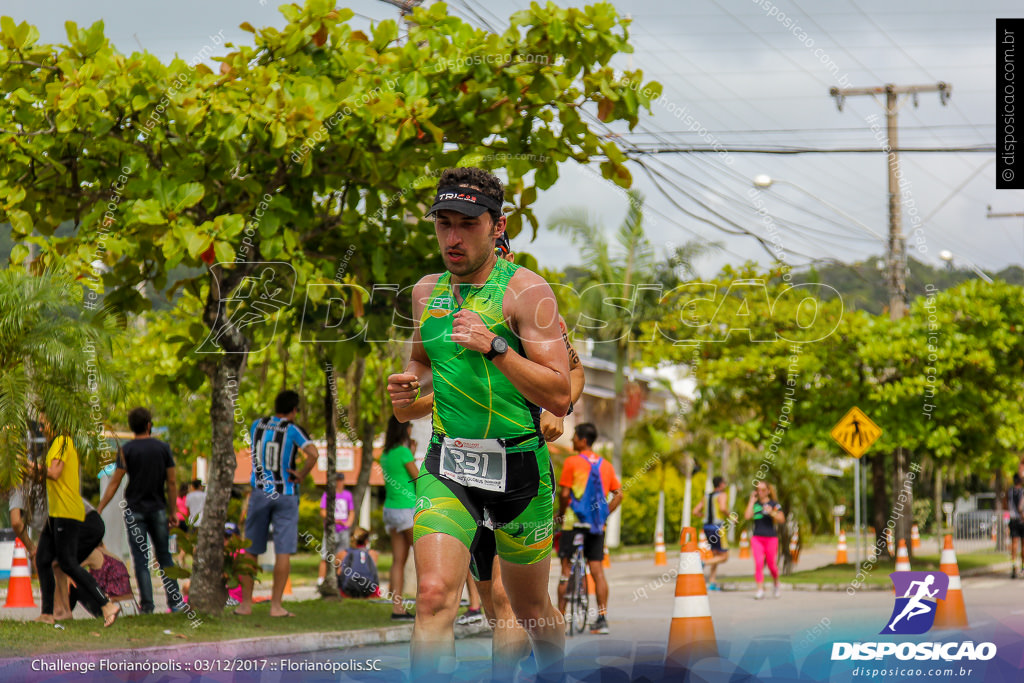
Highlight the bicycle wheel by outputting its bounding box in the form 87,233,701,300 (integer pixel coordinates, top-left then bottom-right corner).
571,563,589,634
564,571,578,636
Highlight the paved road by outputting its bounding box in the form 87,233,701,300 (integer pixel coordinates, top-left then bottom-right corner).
5,547,1023,681
300,556,1024,681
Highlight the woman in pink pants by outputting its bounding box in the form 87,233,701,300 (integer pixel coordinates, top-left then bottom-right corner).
744,481,786,599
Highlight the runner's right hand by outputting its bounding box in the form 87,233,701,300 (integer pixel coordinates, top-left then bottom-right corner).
387,373,420,408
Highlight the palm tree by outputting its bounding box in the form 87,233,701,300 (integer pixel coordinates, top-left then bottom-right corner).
551,189,713,545
0,267,123,491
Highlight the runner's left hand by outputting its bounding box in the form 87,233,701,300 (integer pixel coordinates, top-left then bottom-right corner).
540,412,564,442
450,309,494,354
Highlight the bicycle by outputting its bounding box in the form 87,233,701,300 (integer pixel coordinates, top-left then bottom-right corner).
564,526,590,635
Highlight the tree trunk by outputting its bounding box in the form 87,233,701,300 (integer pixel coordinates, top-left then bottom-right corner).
347,356,372,522
319,360,340,597
352,420,376,527
191,263,254,614
779,519,793,576
894,447,913,559
871,451,890,559
191,354,247,613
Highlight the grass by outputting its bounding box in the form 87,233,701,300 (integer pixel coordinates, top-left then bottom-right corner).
232,551,394,588
0,598,398,657
725,550,1008,586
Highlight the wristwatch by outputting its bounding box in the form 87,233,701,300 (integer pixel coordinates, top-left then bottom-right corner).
484,335,509,360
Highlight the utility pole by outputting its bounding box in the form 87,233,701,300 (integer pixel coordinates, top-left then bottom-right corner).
985,206,1024,264
830,82,951,558
830,82,951,321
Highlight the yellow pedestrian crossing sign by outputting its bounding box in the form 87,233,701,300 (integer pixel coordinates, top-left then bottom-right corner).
830,407,882,458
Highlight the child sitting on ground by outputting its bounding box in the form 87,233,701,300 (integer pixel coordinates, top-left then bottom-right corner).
339,527,378,599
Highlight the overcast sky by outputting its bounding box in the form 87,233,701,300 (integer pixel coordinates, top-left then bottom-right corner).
7,0,1022,279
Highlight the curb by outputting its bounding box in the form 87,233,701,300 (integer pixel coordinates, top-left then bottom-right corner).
0,620,490,672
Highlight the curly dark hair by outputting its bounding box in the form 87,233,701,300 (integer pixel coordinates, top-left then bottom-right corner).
436,167,504,223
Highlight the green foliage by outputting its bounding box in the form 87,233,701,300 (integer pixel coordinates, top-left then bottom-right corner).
619,461,686,547
168,526,259,585
0,267,124,489
0,0,653,608
797,257,1024,315
298,495,323,548
913,498,932,534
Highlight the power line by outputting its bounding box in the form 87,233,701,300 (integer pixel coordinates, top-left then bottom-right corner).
619,145,993,155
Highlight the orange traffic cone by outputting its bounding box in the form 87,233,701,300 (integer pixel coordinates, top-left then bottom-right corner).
3,538,36,608
654,530,668,566
283,576,293,596
697,530,712,562
911,524,921,550
789,530,800,563
895,539,911,572
739,530,751,559
933,534,968,630
835,529,848,564
603,545,610,569
665,527,716,668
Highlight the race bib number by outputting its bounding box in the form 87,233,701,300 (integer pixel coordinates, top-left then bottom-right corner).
439,437,507,492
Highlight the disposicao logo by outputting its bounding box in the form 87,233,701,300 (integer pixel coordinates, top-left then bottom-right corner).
831,571,997,663
882,571,948,635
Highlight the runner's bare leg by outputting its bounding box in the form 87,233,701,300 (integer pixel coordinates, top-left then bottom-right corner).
411,532,471,676
499,556,564,678
477,560,531,681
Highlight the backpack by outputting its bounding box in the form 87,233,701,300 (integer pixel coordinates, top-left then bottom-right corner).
340,549,378,598
569,456,610,532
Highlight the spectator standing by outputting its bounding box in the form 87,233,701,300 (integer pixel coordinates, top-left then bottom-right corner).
318,473,354,586
235,390,317,618
378,417,417,620
185,480,206,528
98,407,185,614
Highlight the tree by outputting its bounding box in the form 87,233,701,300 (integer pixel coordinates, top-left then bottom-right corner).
1,2,658,611
0,267,122,490
551,190,708,544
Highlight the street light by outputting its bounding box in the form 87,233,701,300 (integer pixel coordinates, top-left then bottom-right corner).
752,174,887,242
937,250,993,283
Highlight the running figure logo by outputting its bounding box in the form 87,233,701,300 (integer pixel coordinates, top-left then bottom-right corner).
881,571,949,635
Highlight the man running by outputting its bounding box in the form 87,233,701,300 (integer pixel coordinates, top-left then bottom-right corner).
393,232,585,679
235,390,318,617
693,476,730,590
1009,473,1024,578
387,167,570,678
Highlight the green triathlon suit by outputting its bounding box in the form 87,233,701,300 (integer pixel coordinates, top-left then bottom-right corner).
413,257,554,581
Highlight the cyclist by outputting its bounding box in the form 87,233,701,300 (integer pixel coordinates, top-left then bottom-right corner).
556,423,622,635
386,167,570,678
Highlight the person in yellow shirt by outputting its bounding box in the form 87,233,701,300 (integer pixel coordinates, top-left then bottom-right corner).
29,434,119,626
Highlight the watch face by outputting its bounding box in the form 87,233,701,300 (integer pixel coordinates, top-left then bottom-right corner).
492,336,508,353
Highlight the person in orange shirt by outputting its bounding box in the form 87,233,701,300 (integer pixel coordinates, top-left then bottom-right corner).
556,423,622,635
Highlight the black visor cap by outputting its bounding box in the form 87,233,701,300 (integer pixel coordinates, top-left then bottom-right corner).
427,187,502,218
